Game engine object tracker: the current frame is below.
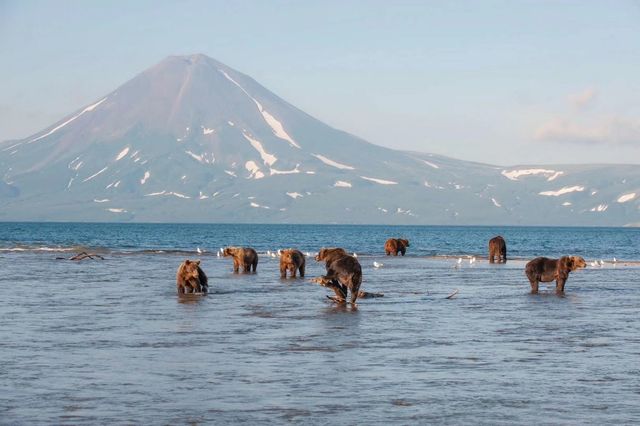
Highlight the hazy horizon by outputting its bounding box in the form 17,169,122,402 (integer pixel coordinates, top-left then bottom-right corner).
1,0,639,165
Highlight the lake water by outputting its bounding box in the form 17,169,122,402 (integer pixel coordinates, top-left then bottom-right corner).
1,223,639,424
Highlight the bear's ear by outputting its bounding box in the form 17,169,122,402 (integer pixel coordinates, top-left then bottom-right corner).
194,260,201,265
184,259,191,265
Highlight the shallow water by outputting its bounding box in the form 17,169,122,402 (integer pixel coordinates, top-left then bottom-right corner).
1,224,640,424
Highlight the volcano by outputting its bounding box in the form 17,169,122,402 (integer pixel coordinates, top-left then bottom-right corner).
1,54,638,225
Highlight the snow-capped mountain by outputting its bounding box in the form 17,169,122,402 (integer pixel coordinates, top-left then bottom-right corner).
1,54,639,225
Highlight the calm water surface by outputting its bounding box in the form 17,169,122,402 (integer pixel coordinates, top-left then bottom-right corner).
1,224,639,424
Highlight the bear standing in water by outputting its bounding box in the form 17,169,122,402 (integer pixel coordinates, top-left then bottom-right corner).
384,238,410,256
488,236,507,263
176,259,208,294
525,256,586,294
279,249,306,278
223,247,259,273
313,247,364,304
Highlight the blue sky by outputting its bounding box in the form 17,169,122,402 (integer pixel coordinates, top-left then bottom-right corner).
1,0,639,165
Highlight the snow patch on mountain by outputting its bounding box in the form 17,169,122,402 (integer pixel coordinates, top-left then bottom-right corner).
270,165,300,175
539,186,585,196
245,161,265,179
202,126,215,135
286,192,303,199
27,97,107,144
421,159,440,169
107,208,127,213
93,199,109,203
185,150,215,164
312,154,354,170
219,69,300,148
140,171,150,185
334,181,352,188
68,157,83,171
547,171,564,181
242,132,277,166
502,168,561,181
617,193,636,203
591,204,608,212
82,166,108,183
361,176,398,185
491,198,502,207
115,147,130,161
250,201,270,209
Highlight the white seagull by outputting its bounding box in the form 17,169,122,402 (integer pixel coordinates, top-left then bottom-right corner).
373,261,383,269
196,247,203,254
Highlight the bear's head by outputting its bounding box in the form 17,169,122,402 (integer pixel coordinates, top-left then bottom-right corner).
280,249,294,263
222,247,237,257
558,256,587,272
181,259,202,283
400,239,410,247
315,247,346,262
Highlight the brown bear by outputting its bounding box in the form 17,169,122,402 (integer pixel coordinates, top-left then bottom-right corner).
314,247,362,304
488,236,507,263
176,259,208,294
279,249,306,278
384,238,410,256
525,256,587,294
223,247,259,273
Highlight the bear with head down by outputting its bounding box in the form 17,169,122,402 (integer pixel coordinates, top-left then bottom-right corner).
176,259,208,294
313,247,363,304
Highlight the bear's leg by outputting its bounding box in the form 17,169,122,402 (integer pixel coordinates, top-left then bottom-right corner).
324,278,346,302
401,248,406,256
233,259,240,273
290,265,297,278
280,264,287,278
299,264,305,278
252,260,258,272
529,279,539,294
350,280,361,305
385,250,390,256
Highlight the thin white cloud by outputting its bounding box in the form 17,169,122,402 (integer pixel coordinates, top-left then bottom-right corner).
568,88,597,109
535,117,640,145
